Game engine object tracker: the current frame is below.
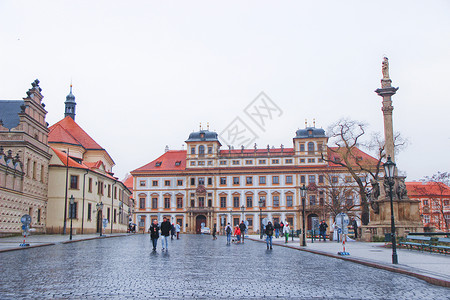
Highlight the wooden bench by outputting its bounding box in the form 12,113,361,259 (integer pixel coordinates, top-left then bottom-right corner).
399,235,433,252
433,237,450,254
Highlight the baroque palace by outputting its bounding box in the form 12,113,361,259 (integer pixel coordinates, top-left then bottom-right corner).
0,80,132,236
131,127,378,234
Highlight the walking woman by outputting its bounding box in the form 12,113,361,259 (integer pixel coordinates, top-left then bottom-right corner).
149,220,160,251
283,222,290,243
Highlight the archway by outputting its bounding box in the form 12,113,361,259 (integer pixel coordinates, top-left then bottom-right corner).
307,213,318,231
195,215,207,234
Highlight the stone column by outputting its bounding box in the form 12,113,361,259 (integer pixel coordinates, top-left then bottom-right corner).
375,57,399,163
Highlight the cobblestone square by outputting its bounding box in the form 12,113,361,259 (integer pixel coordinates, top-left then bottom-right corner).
0,235,448,299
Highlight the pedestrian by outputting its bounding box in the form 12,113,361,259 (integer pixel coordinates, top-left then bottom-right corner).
171,223,176,240
274,220,280,238
160,217,171,250
225,223,232,245
239,220,246,243
149,220,160,251
351,217,358,239
283,222,290,243
265,221,274,249
234,226,241,243
280,221,284,237
212,224,217,240
319,220,328,242
175,222,181,239
332,222,339,242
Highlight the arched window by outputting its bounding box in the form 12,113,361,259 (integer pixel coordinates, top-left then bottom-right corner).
307,142,315,153
199,145,205,155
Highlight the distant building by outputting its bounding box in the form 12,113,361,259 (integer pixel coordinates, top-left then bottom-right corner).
406,182,450,232
0,80,51,235
131,127,378,235
46,86,133,234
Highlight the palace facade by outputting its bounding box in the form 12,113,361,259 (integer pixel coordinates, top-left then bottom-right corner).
131,127,378,235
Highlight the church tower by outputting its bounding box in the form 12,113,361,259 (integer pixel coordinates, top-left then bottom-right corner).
64,85,76,120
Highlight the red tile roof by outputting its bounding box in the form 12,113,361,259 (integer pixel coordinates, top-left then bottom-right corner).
123,174,133,191
406,182,450,197
219,148,295,156
327,147,379,167
49,116,104,150
132,150,187,173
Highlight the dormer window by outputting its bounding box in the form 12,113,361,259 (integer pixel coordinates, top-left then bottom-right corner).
175,161,181,166
200,133,205,139
155,162,162,167
334,157,341,163
308,130,313,136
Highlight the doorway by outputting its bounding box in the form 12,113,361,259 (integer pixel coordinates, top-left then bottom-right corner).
96,210,102,233
195,215,206,234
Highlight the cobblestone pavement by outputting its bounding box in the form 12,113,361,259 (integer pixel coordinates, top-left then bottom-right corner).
0,234,448,299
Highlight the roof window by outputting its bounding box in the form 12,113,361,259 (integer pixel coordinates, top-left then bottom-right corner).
155,162,162,167
175,161,181,166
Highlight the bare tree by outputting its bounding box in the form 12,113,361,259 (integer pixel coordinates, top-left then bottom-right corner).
414,172,450,231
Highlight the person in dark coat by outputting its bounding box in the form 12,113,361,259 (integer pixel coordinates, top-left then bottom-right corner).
319,220,328,242
239,221,247,243
351,218,358,239
265,221,274,249
149,220,160,251
170,223,176,240
274,221,281,238
160,217,172,251
212,224,217,240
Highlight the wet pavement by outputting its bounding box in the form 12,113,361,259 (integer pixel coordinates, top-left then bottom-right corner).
0,234,449,299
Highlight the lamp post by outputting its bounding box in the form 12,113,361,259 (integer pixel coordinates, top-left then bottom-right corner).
240,205,245,221
259,199,264,239
384,155,398,264
300,184,307,246
119,202,123,226
69,195,75,240
96,202,104,237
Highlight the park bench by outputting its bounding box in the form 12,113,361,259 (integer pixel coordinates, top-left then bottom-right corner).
399,235,433,252
433,237,450,255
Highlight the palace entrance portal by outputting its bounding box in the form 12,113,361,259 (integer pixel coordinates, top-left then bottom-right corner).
196,215,206,234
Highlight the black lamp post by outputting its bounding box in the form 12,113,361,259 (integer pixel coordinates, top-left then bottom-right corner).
259,199,264,239
384,155,398,264
96,202,104,237
240,205,245,222
69,195,75,240
300,184,307,246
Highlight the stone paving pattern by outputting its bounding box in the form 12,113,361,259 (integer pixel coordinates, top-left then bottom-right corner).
0,234,449,299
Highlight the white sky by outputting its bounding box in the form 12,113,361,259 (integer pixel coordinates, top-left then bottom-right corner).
1,1,449,181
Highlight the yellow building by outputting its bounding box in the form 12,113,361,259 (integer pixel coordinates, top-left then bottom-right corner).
131,127,378,235
46,87,133,234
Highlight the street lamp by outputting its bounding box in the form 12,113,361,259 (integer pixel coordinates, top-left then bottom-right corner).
259,199,264,239
96,202,104,237
300,184,307,247
69,195,75,240
384,155,398,264
240,205,245,221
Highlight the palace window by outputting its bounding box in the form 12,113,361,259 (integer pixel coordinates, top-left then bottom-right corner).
220,177,227,185
88,178,92,193
423,215,430,223
245,160,253,165
259,176,266,184
300,144,305,152
70,175,79,189
177,197,183,208
273,196,279,207
220,160,227,165
87,203,92,221
199,145,205,155
308,142,315,153
318,143,323,151
140,197,146,209
246,196,253,208
423,200,428,205
246,177,253,184
198,178,205,185
259,196,266,207
165,180,170,186
272,159,279,164
300,176,305,184
247,218,253,227
286,175,293,184
318,175,324,184
191,147,195,154
198,161,205,166
233,177,240,185
331,176,338,184
309,175,315,183
220,197,227,208
300,158,305,163
152,198,158,209
191,178,195,186
233,196,240,208
190,161,196,166
98,181,104,195
308,158,315,163
208,146,213,154
198,197,205,207
285,159,293,164
272,176,279,184
309,195,317,206
232,160,240,165
164,198,170,208
207,161,212,165
152,180,158,186
207,177,213,185
258,159,266,164
108,184,111,197
286,195,293,207
177,180,183,186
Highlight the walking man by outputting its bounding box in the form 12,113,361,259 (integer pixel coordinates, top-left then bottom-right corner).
149,220,160,251
274,220,280,238
225,222,232,245
319,220,328,242
265,221,274,249
239,220,246,243
212,224,217,240
175,222,181,239
170,223,176,240
160,217,171,250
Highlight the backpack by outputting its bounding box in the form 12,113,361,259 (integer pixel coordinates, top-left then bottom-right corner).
226,226,231,234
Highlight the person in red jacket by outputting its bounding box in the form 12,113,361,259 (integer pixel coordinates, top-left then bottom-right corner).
234,226,241,243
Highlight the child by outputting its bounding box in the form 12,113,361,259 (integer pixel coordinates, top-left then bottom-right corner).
234,226,241,243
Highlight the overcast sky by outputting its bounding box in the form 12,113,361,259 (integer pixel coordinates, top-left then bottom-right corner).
1,1,449,182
